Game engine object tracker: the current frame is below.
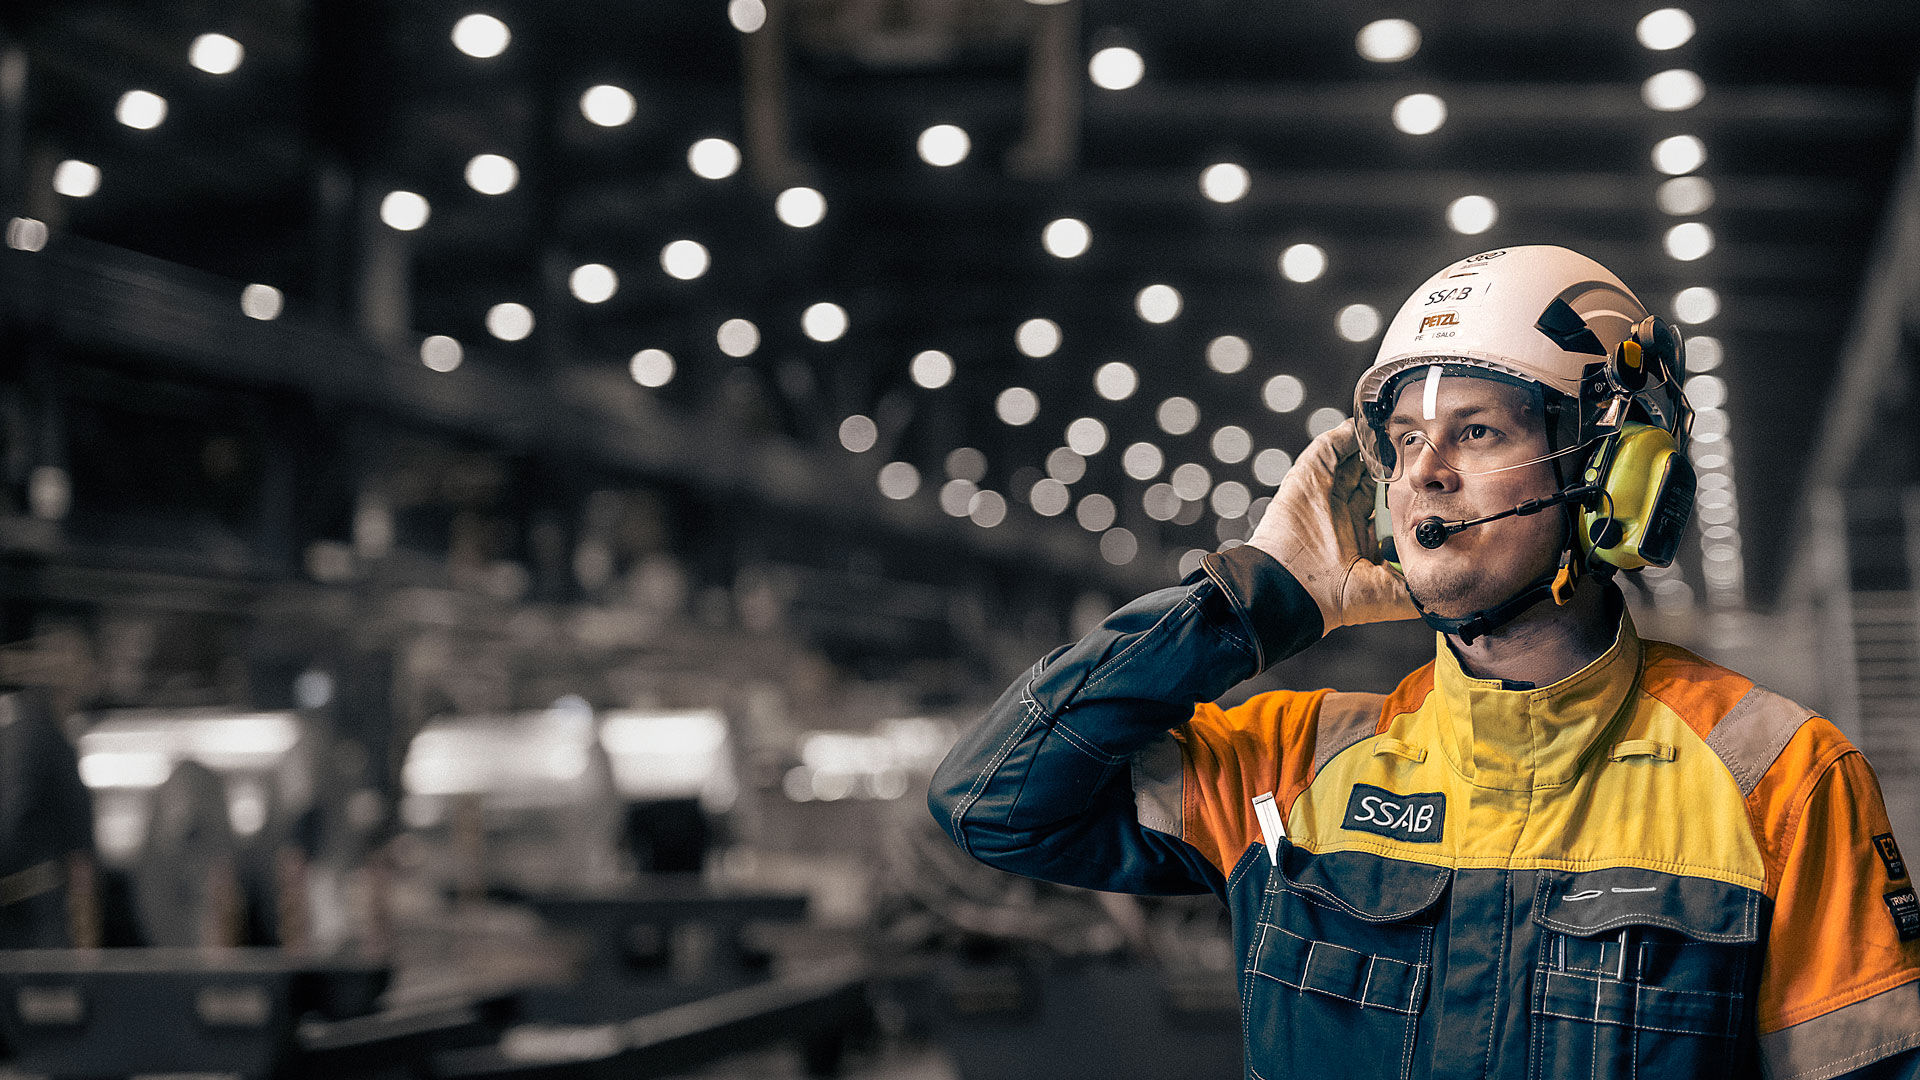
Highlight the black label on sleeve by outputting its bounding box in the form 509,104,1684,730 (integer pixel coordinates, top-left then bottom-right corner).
1343,784,1445,843
1885,887,1920,942
1874,833,1908,881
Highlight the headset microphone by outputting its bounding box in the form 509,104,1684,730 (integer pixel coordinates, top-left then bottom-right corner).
1413,484,1602,550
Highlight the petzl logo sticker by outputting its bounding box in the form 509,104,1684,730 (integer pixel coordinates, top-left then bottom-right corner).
1885,887,1920,942
1874,833,1908,880
1343,783,1445,843
1419,312,1459,332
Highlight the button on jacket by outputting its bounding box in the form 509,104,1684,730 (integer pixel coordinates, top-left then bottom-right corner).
929,545,1920,1080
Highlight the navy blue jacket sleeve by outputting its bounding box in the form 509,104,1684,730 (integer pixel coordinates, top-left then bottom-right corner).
927,544,1323,897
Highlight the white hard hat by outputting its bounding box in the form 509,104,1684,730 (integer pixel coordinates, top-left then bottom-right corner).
1352,245,1689,480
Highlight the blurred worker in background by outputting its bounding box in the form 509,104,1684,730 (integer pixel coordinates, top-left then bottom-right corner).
0,687,99,950
932,246,1920,1078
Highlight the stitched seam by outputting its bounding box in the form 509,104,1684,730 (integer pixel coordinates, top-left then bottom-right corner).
1481,866,1509,1080
1046,715,1125,765
946,698,1043,856
1534,1007,1739,1037
1075,592,1212,698
1201,554,1267,672
1281,871,1449,923
1250,968,1424,1015
1533,912,1757,944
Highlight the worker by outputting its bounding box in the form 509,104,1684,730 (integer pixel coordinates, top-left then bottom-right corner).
930,246,1920,1078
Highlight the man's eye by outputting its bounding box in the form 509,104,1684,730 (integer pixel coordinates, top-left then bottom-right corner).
1462,424,1491,441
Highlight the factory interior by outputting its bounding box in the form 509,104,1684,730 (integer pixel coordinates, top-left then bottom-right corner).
1,0,1919,1077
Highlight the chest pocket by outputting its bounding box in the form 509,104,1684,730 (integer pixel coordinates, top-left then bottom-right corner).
1528,868,1763,1080
1244,844,1450,1080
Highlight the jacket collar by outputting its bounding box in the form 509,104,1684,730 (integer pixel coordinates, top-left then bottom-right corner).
1430,602,1644,792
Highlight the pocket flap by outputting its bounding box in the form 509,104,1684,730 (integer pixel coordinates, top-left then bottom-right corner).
1279,845,1451,924
1531,868,1761,943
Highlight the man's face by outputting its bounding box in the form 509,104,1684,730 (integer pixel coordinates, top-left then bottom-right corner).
1382,375,1566,619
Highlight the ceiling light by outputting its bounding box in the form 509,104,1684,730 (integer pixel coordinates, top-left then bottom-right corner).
1099,528,1138,566
1211,481,1252,519
1042,217,1090,258
1122,442,1164,480
917,124,970,167
451,14,510,58
189,33,244,75
1066,417,1109,456
1263,374,1305,413
1211,426,1252,464
1280,243,1326,283
1685,335,1722,372
570,263,619,302
1030,478,1070,516
911,349,954,389
1642,69,1705,111
1095,361,1138,401
1446,195,1498,235
115,90,168,130
241,283,283,321
995,387,1040,426
1652,135,1706,175
1046,447,1086,483
379,190,430,231
1143,484,1182,521
1207,335,1251,373
688,138,741,180
1200,163,1250,203
1076,494,1116,532
1657,176,1714,215
775,186,826,227
1636,8,1695,50
1252,448,1293,486
1088,46,1144,90
1307,407,1347,437
5,218,49,252
802,301,848,342
580,84,637,127
465,154,518,194
421,335,463,372
660,239,710,280
1391,93,1446,135
969,490,1007,528
1016,318,1061,358
1157,396,1199,436
486,301,533,340
1672,286,1719,323
728,0,768,33
939,479,978,517
629,349,674,387
1356,19,1421,62
717,318,760,357
1136,284,1182,323
947,448,988,481
1336,304,1382,342
1664,222,1714,261
1170,463,1212,501
838,415,878,452
52,160,100,198
1684,374,1726,409
877,462,920,500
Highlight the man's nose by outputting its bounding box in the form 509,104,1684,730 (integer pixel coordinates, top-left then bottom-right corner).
1402,435,1459,491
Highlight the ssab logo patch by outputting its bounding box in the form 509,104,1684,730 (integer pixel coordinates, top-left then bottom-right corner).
1343,783,1445,843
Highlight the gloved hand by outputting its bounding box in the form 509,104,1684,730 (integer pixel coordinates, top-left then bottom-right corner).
1246,421,1420,635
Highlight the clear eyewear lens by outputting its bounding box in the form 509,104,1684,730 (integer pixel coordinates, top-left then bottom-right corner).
1368,431,1600,483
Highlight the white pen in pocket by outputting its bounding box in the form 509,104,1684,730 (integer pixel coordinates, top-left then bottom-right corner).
1251,791,1286,866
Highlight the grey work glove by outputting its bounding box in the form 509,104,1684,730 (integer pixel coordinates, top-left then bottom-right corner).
1245,422,1421,635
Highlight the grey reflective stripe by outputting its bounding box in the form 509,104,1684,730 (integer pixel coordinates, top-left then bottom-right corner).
1703,685,1818,797
1758,980,1920,1080
1312,691,1387,778
1131,730,1184,839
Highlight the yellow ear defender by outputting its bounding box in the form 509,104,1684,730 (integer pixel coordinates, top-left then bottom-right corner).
1576,314,1695,571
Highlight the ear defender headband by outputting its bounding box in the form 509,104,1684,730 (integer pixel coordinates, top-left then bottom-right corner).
1573,315,1697,574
